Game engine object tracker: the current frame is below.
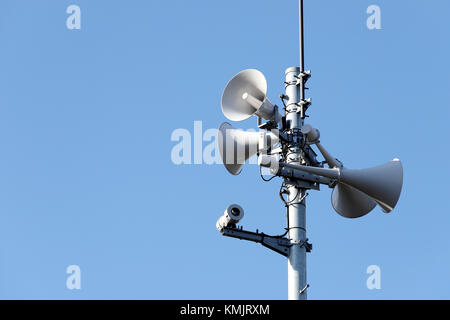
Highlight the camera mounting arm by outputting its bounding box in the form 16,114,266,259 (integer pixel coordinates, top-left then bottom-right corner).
219,226,291,257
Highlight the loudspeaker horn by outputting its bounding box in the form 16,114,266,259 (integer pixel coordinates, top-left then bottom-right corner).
281,159,403,215
331,184,377,218
221,69,281,122
301,124,377,218
218,122,279,175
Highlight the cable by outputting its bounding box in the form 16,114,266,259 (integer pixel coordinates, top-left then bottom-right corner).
279,185,288,206
279,184,292,238
259,166,277,182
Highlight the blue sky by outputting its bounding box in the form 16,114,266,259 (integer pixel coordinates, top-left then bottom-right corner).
0,0,449,299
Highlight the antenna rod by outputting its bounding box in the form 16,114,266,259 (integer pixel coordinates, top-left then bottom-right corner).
299,0,306,102
299,0,305,73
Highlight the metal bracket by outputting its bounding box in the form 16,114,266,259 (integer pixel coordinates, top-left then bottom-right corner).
304,145,320,167
277,131,289,142
297,192,309,204
220,227,313,256
300,284,310,295
295,70,311,86
258,120,278,131
282,176,320,191
220,227,291,257
268,147,283,155
258,106,281,131
296,98,312,111
291,238,313,253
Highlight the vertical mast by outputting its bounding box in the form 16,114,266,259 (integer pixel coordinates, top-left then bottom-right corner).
286,0,309,300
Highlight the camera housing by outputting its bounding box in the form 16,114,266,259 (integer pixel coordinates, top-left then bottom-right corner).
216,204,245,231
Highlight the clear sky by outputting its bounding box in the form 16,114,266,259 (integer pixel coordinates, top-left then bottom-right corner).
0,0,449,300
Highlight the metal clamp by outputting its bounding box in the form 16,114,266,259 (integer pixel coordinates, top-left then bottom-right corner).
291,238,313,253
295,70,311,86
300,284,310,295
296,98,312,110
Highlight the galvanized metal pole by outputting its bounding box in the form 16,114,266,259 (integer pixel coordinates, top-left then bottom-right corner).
285,68,307,300
285,0,308,300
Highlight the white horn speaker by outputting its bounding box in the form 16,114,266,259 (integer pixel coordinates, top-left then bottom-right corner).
338,159,403,214
300,124,393,218
331,184,377,218
221,69,280,122
281,159,403,215
218,122,279,175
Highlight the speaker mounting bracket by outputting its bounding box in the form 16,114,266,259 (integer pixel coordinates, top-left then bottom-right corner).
258,120,278,131
283,177,319,191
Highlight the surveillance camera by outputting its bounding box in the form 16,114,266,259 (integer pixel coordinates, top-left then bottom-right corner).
216,204,244,232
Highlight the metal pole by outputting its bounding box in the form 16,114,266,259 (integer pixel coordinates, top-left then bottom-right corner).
285,68,307,300
284,0,308,300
